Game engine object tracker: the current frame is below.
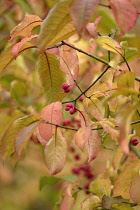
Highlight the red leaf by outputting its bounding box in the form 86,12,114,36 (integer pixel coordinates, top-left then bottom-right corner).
12,35,38,59
69,0,99,34
59,44,79,87
109,0,138,37
86,16,102,38
37,102,63,146
85,130,101,163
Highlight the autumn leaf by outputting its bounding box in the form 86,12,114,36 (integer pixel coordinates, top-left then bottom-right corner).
0,114,40,160
81,195,101,210
75,127,92,151
9,13,43,41
37,102,63,146
59,44,79,87
117,71,135,89
0,42,35,75
85,130,101,163
94,36,122,54
38,0,73,51
113,160,140,199
69,0,99,35
44,128,67,175
84,98,105,121
12,35,38,59
86,16,102,39
109,0,138,37
36,53,66,104
102,195,124,209
130,170,140,205
15,121,40,157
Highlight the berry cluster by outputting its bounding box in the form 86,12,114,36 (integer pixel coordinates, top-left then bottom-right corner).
63,117,81,128
72,164,94,180
62,83,71,93
131,138,139,146
65,103,77,115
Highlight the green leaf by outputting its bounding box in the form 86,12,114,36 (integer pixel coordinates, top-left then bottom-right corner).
10,80,27,101
40,175,77,190
0,42,35,75
38,0,73,51
37,53,65,104
40,176,61,190
0,114,40,160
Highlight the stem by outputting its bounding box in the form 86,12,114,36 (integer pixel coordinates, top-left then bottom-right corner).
131,120,140,125
44,120,78,131
78,186,96,194
99,3,111,9
130,144,140,159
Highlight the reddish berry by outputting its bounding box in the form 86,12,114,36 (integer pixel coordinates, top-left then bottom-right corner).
62,83,69,89
79,165,90,172
69,146,75,153
72,167,80,175
79,96,84,102
85,172,94,179
84,183,90,194
64,87,71,93
63,119,71,126
131,138,139,146
74,154,80,160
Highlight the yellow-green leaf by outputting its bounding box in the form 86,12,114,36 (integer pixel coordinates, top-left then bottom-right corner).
130,170,140,205
0,114,40,160
81,195,101,210
38,0,73,51
94,36,122,54
0,42,35,75
113,160,140,199
117,71,135,89
36,53,65,104
44,128,67,175
84,98,105,121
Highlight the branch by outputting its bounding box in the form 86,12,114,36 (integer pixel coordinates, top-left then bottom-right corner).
61,41,140,82
44,120,78,131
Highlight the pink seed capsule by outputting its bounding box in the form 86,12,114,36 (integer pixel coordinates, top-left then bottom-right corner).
62,83,69,89
66,103,74,108
131,138,139,146
69,108,75,115
64,87,71,93
65,106,70,111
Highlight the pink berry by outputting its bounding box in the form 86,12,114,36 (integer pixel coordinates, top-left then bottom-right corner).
131,138,139,146
64,87,71,93
62,83,69,89
79,165,90,172
74,154,80,160
69,108,75,115
79,96,84,102
63,119,71,126
65,106,70,111
66,103,74,108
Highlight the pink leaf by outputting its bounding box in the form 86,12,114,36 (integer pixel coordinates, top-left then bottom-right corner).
59,44,79,87
85,130,101,163
12,35,38,59
109,0,138,37
69,0,99,34
86,16,102,38
37,101,63,146
9,13,43,41
75,127,92,151
44,128,67,175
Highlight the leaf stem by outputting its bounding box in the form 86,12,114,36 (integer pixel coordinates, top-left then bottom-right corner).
130,144,140,159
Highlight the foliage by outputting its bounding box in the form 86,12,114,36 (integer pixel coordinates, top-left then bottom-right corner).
0,0,140,209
